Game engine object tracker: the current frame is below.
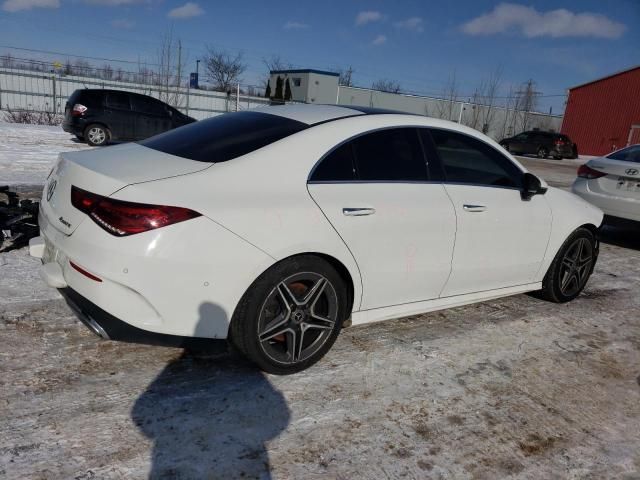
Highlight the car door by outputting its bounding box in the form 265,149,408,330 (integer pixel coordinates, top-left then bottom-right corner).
424,128,552,297
307,127,457,310
104,92,135,140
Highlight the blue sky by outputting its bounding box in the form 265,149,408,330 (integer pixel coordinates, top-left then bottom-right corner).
0,0,637,113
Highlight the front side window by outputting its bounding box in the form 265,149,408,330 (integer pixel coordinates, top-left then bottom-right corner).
607,145,640,163
140,111,308,163
429,129,523,188
352,128,427,181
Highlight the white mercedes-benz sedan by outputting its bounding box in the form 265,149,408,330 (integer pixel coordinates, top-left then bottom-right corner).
30,104,603,374
571,144,640,223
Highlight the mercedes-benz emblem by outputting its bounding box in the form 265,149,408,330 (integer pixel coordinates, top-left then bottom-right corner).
625,168,639,176
46,179,57,201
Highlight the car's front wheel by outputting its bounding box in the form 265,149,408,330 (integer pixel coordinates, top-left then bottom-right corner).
230,255,349,374
85,124,110,146
537,227,597,303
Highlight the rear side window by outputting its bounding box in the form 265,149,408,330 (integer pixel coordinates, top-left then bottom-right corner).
311,143,356,181
352,128,427,181
68,90,101,108
105,92,131,110
140,111,308,163
429,129,523,188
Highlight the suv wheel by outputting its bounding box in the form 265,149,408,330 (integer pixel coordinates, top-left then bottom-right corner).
85,124,110,146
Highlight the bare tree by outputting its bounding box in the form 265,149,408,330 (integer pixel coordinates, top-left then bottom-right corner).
336,66,355,87
465,67,503,133
371,78,401,93
204,47,246,92
261,55,292,88
435,72,459,121
100,63,114,80
156,29,185,107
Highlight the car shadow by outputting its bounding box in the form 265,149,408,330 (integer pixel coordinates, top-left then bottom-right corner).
131,303,290,479
599,217,640,251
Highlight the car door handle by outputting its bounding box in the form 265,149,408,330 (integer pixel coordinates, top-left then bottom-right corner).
462,204,487,212
343,207,376,216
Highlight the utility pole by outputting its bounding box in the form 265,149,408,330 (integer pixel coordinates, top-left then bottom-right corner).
515,79,542,131
196,59,200,89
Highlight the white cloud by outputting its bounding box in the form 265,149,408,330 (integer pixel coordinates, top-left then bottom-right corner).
283,21,309,30
461,3,626,39
372,34,387,46
2,0,59,12
167,2,204,19
356,10,383,26
111,18,135,29
394,16,423,32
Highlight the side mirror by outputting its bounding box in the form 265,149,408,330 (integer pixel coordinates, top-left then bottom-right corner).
521,172,547,201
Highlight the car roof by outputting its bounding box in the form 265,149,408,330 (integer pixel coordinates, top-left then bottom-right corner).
250,104,413,126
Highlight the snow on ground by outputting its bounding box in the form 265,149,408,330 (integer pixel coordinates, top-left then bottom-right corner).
0,122,92,185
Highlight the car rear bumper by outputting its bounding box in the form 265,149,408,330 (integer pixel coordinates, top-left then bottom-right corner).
62,117,87,136
32,205,275,340
59,286,228,350
572,179,640,222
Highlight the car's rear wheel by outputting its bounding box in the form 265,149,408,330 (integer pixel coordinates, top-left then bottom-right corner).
537,147,548,159
230,255,348,374
553,155,562,160
537,227,597,303
85,124,110,146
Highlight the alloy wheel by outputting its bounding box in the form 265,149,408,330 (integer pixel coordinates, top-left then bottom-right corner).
257,272,338,365
559,237,593,297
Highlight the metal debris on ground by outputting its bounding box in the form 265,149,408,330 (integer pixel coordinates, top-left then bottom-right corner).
0,186,40,252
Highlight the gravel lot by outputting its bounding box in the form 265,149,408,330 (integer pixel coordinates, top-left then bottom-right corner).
1,132,640,479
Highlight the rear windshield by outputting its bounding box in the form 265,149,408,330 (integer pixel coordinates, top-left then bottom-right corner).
139,111,308,163
607,145,640,163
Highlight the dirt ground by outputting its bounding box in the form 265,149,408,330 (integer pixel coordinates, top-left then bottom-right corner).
1,155,640,479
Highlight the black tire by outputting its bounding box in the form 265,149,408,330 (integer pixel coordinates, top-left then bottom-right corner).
536,227,597,303
537,146,548,159
84,124,110,146
553,155,563,160
229,255,349,375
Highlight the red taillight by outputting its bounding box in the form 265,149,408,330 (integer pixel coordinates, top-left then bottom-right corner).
577,165,606,179
555,139,564,145
71,186,201,236
71,103,87,116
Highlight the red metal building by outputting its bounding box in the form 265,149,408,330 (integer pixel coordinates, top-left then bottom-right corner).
561,65,640,156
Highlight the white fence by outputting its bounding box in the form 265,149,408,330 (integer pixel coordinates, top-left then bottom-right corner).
0,68,270,120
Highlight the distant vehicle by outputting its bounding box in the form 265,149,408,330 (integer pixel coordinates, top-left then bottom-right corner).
32,105,602,374
572,144,640,223
62,89,195,146
500,131,577,160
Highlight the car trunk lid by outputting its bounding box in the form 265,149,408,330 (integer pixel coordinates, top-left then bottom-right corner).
41,142,212,236
588,157,640,199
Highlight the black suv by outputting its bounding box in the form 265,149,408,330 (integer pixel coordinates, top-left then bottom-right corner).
499,131,577,160
62,89,195,146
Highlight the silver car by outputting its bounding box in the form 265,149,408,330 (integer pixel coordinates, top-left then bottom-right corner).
572,144,640,223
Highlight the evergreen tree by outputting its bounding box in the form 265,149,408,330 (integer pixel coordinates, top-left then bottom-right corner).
284,78,292,101
265,79,272,98
274,76,284,100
